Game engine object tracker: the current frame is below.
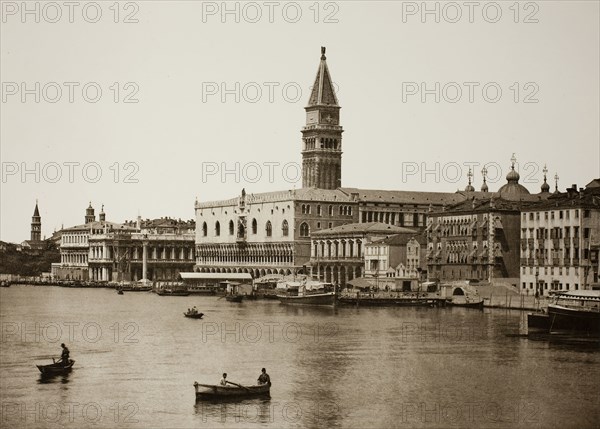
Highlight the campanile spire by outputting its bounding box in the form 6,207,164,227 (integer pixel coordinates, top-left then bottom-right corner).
302,47,343,189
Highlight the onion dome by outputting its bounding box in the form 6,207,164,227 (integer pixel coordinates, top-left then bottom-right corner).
498,154,530,199
541,164,550,193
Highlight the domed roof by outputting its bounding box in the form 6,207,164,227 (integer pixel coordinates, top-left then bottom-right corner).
464,184,475,192
481,182,489,192
498,154,530,198
541,181,550,193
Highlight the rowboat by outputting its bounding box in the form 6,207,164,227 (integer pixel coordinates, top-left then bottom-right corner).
184,312,204,319
36,359,75,375
193,382,270,400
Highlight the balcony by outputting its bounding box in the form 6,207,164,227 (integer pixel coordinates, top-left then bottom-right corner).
573,259,579,267
552,239,560,248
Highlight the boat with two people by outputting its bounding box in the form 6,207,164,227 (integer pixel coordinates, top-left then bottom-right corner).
184,306,204,319
194,369,271,400
276,279,336,306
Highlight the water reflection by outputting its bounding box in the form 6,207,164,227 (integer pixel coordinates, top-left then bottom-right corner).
38,371,72,384
194,397,273,425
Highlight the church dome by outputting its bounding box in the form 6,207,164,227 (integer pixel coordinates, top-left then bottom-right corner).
498,154,530,199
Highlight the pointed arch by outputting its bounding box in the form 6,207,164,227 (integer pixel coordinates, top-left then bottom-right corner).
300,222,310,237
266,221,272,237
215,221,220,236
282,220,289,237
252,218,257,234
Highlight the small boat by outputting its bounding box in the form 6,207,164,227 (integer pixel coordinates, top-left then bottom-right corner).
184,311,204,319
0,280,11,287
36,359,75,375
193,381,270,400
277,280,336,306
225,294,244,303
157,288,190,296
117,288,124,295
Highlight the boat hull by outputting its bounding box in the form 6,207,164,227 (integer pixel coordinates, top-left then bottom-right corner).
448,300,484,310
157,291,190,296
338,297,436,307
277,292,336,306
546,304,600,333
225,295,244,302
37,359,75,375
194,383,270,400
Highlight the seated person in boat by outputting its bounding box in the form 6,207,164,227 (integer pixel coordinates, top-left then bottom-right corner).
220,373,228,386
257,368,271,386
59,343,70,366
193,306,198,314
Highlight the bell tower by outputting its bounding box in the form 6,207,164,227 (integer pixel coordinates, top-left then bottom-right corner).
302,47,343,189
31,200,41,242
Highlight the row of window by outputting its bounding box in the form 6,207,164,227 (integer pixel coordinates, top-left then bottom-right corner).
522,282,579,291
304,137,339,150
524,209,590,221
201,220,312,238
521,227,590,239
300,204,353,216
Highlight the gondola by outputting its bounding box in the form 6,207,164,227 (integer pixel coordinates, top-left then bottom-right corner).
184,312,204,319
193,381,270,400
36,359,75,375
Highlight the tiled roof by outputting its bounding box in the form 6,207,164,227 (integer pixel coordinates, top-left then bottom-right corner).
340,187,465,205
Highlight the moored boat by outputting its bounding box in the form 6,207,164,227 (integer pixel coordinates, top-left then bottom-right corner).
527,290,600,335
225,294,244,303
277,280,336,306
0,280,11,287
157,289,190,296
36,359,75,375
193,382,270,400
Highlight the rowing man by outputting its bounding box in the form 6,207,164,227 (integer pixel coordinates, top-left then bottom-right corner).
257,368,271,386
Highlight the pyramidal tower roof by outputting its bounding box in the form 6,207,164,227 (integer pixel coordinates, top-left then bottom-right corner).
33,201,40,217
307,47,338,107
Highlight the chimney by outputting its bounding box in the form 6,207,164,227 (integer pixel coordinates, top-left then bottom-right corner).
566,184,578,198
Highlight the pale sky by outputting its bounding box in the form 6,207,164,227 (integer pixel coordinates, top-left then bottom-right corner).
1,1,599,243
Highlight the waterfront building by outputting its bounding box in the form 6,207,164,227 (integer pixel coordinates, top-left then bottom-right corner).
195,47,471,277
520,179,600,294
426,157,550,283
195,188,359,278
52,204,195,282
363,232,427,290
307,222,415,285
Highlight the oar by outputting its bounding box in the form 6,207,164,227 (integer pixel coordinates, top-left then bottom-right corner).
227,381,251,392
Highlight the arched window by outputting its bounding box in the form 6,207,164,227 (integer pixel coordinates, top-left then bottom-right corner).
266,221,272,237
215,221,220,236
229,220,234,236
328,205,333,216
252,218,257,234
317,205,322,216
202,222,207,237
300,222,310,237
282,220,289,237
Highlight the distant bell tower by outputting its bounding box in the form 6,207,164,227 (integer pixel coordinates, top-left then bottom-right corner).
302,46,343,190
85,202,95,224
31,200,41,242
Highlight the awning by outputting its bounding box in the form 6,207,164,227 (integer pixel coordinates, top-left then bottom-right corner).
347,277,376,290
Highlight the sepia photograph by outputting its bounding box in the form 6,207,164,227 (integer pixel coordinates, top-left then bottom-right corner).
1,1,599,428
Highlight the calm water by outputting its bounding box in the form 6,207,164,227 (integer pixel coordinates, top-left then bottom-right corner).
0,285,598,429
